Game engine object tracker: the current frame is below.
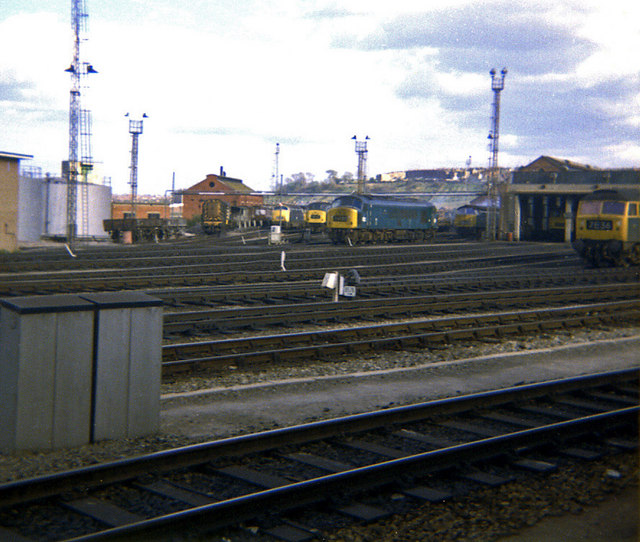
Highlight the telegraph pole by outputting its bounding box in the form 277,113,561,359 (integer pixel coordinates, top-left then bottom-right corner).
487,68,507,241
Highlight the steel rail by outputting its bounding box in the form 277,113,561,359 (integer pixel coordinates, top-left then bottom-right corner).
162,283,638,334
161,300,640,371
152,266,638,308
0,239,553,272
64,406,638,541
0,242,523,273
0,369,635,509
0,252,576,297
2,247,575,287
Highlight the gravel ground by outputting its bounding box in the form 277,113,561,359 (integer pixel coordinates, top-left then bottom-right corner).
0,324,637,541
161,324,640,394
324,453,638,542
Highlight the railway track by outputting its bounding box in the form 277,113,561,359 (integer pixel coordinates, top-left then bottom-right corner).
161,300,640,375
0,238,534,273
0,369,635,541
162,282,639,336
0,241,498,272
150,264,638,309
0,246,578,297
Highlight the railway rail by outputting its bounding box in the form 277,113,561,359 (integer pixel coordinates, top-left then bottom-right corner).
0,241,508,272
161,301,640,375
162,282,639,336
152,265,639,309
0,238,531,273
0,369,636,541
0,253,608,296
0,246,578,297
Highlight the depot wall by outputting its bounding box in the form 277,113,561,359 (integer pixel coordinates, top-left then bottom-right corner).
0,157,21,251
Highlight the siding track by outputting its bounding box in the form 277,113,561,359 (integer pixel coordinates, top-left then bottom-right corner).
0,369,635,541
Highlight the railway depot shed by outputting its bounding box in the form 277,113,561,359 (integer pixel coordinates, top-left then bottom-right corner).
179,172,264,221
500,156,640,242
0,151,33,251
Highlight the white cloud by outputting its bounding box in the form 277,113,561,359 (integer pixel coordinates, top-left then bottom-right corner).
1,1,638,196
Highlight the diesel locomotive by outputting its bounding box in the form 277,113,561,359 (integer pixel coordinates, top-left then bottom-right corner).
326,194,437,244
201,199,231,234
453,204,487,238
573,188,640,266
304,201,330,232
272,204,305,229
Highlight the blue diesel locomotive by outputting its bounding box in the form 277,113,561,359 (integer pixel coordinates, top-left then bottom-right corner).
326,194,437,244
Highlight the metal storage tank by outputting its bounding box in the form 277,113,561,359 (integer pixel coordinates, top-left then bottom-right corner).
17,175,112,242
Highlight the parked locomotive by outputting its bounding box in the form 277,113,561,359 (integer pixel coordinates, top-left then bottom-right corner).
326,194,437,244
453,204,487,238
272,204,305,229
304,201,330,232
201,199,231,234
573,188,640,266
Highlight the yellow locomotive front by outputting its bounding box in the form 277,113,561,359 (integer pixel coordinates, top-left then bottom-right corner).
574,189,640,266
453,213,476,230
453,206,480,237
326,207,358,229
304,202,329,231
326,199,360,243
576,199,628,240
272,206,290,224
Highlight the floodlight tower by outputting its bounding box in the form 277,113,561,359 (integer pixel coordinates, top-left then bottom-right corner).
272,142,280,194
65,0,96,244
353,135,369,194
486,67,507,241
127,114,147,218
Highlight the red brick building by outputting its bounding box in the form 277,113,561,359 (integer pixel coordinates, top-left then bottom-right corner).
111,201,173,220
180,174,263,221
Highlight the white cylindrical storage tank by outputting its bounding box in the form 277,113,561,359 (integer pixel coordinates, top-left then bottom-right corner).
18,177,112,241
43,180,112,239
17,176,45,242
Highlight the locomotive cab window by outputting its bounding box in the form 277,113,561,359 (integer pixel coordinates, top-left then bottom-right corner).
579,201,601,214
628,203,638,216
331,196,362,209
602,201,626,215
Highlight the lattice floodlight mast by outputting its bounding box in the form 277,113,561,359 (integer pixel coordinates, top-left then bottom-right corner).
353,135,369,194
272,142,280,194
127,115,146,218
487,67,507,241
65,0,95,244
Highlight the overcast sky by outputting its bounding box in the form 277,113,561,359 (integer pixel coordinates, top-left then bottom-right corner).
1,0,638,194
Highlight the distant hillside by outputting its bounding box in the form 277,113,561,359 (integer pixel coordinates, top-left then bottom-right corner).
273,180,486,209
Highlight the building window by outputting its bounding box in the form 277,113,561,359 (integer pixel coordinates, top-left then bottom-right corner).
148,213,160,219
